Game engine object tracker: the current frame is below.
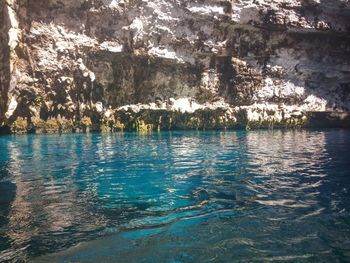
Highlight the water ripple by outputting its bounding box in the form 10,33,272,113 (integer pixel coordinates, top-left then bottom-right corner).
0,130,349,262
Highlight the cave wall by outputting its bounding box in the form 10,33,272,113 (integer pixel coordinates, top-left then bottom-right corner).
1,0,350,132
0,1,11,125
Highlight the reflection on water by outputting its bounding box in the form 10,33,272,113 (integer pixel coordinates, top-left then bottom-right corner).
0,130,349,262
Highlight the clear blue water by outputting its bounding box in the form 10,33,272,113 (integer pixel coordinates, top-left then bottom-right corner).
0,130,350,262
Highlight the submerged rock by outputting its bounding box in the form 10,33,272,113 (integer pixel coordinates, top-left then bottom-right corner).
0,0,350,133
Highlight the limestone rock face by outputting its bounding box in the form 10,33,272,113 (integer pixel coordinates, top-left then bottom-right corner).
0,0,350,132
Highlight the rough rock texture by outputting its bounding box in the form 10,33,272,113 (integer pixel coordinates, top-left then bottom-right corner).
1,0,350,133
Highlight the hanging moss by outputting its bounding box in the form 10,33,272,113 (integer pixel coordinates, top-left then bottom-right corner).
80,116,92,132
11,117,28,134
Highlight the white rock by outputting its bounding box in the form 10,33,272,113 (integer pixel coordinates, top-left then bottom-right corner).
95,102,103,113
5,96,18,119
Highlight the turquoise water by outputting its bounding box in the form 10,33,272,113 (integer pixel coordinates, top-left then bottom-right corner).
0,130,350,262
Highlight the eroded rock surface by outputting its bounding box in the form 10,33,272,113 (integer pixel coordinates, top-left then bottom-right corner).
1,0,350,133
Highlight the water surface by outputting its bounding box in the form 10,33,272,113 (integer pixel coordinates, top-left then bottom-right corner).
0,130,350,262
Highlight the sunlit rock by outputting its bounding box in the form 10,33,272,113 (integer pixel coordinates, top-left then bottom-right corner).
0,0,349,132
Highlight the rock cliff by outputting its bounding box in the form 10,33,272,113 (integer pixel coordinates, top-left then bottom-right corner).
1,0,350,133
